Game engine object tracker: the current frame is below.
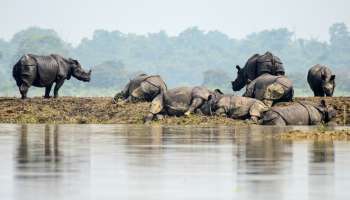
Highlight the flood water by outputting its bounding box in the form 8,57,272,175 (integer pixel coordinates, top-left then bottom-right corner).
0,124,349,200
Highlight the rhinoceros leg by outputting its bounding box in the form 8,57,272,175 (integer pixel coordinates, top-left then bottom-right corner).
145,94,164,123
54,79,65,98
249,101,269,121
19,84,29,99
313,89,324,97
44,84,53,98
185,98,204,116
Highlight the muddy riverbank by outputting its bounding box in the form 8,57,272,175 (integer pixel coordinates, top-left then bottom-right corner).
0,96,349,125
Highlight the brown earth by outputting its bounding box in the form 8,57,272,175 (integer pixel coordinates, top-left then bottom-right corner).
0,96,349,125
0,97,246,125
276,129,350,141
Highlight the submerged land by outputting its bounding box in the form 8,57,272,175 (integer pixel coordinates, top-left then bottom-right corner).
0,96,349,126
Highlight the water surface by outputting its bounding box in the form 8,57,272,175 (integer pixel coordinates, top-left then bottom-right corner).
0,124,349,200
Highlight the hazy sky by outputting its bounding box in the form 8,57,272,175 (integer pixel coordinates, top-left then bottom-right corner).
1,0,349,45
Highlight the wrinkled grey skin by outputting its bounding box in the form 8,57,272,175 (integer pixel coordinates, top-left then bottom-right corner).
243,73,294,106
203,94,269,123
13,54,91,99
231,52,285,91
307,64,336,97
261,100,337,126
113,74,167,103
144,86,223,122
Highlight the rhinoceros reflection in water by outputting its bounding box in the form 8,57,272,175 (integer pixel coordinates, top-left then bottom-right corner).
12,54,91,99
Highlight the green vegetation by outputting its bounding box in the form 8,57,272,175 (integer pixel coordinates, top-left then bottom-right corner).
1,23,350,97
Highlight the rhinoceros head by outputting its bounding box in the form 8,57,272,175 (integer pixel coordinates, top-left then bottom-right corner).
202,89,224,115
319,100,337,123
321,73,336,97
231,65,247,91
70,59,92,82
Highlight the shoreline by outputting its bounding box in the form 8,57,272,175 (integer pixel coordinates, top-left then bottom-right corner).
0,96,349,125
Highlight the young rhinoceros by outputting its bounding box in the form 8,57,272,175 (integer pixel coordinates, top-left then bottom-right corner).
113,74,167,103
144,86,222,122
243,74,294,107
13,54,91,99
261,100,337,126
307,64,336,97
231,52,285,91
206,95,269,123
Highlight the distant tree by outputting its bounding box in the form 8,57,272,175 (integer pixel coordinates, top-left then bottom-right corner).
202,69,232,91
243,28,293,53
1,23,350,96
329,23,350,67
74,30,126,66
90,60,129,89
329,23,350,48
11,27,71,62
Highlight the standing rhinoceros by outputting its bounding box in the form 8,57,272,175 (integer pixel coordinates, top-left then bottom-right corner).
243,73,294,107
13,54,91,99
307,64,336,97
144,86,223,122
261,100,337,126
204,94,269,123
231,52,285,91
113,74,167,103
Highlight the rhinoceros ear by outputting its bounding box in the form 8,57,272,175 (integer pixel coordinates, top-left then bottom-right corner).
68,58,79,65
330,75,336,81
247,79,252,84
214,89,224,95
320,99,327,107
236,65,241,71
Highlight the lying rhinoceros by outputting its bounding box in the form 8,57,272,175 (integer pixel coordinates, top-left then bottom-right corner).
231,52,285,91
144,86,223,122
261,100,337,126
12,54,91,99
243,73,294,106
206,94,269,123
113,74,167,103
307,64,336,97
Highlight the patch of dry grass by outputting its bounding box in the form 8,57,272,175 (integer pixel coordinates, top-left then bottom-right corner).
0,96,348,125
276,129,350,141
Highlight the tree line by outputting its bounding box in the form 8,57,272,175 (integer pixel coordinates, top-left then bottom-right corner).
0,23,349,96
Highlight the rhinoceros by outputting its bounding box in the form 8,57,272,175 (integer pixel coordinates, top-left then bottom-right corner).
243,73,294,106
307,64,336,97
205,94,269,123
144,86,223,122
113,74,167,103
13,54,91,99
231,52,285,91
261,100,337,126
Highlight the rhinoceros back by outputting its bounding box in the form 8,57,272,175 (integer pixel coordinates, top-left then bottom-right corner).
29,54,59,87
267,102,321,125
256,52,284,76
266,104,308,125
218,96,256,118
164,87,193,114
